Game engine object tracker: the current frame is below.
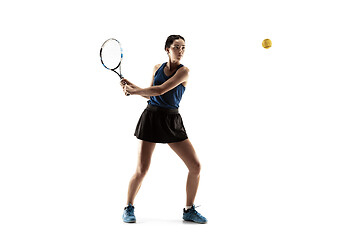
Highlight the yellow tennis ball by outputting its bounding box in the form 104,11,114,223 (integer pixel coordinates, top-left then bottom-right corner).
262,39,272,49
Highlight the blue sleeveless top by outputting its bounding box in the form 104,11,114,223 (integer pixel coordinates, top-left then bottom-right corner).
148,62,186,109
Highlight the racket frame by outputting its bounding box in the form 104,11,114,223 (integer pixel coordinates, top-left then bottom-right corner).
100,38,124,79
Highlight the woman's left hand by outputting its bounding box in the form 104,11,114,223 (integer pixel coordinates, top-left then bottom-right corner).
120,78,138,96
123,83,140,96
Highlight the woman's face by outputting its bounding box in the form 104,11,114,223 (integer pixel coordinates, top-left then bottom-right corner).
167,39,185,61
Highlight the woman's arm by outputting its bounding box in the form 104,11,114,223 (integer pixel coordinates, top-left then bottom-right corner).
120,64,162,99
126,67,189,97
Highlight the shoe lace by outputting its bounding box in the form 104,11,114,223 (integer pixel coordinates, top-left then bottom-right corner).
191,205,204,218
125,205,135,216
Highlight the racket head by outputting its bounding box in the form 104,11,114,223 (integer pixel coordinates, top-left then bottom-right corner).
100,38,123,71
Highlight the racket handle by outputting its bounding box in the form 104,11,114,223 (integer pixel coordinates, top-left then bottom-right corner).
119,75,130,96
124,82,130,96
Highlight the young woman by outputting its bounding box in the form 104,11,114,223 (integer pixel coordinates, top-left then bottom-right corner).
120,35,207,224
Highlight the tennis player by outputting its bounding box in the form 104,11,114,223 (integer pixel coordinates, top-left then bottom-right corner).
120,35,207,224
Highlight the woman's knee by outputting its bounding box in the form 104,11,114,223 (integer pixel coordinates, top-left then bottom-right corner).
189,160,201,175
135,141,155,177
136,162,150,177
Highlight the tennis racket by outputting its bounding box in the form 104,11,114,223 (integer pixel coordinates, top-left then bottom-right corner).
100,38,129,95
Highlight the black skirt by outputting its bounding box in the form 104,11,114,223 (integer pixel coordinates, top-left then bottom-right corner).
134,104,188,143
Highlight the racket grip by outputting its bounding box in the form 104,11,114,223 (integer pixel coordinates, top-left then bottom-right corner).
119,76,129,96
123,82,130,96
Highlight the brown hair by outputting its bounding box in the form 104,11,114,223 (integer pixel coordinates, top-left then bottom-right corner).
164,35,185,51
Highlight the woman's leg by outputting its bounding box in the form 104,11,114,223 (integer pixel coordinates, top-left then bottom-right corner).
168,139,201,206
126,140,156,205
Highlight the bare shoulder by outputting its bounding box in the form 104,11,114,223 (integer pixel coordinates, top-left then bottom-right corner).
178,66,190,76
180,66,189,87
153,63,162,73
181,66,190,73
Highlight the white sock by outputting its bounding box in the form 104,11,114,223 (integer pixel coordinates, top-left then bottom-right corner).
185,205,192,210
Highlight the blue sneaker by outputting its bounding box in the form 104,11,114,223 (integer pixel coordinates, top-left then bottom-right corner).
183,205,207,224
122,204,136,223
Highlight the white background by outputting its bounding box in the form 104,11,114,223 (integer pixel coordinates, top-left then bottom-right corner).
1,0,359,239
